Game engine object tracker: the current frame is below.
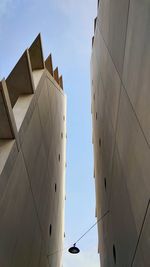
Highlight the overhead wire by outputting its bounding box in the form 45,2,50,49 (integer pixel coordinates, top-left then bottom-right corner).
74,210,109,246
47,210,109,257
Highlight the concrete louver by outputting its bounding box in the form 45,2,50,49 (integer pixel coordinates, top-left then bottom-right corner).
45,54,53,76
59,75,63,90
6,50,34,108
29,33,45,70
54,67,59,84
5,33,64,109
45,54,64,89
0,79,17,139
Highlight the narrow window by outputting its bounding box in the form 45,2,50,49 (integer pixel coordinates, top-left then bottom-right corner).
93,93,95,101
58,154,60,162
104,177,107,191
55,183,57,192
113,245,116,264
61,132,63,139
99,138,101,147
49,224,52,236
96,112,98,120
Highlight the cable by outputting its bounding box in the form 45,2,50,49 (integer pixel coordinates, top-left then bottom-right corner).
74,210,109,245
47,210,109,257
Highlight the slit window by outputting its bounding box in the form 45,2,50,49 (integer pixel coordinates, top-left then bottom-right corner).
113,245,116,264
55,183,57,192
93,93,95,101
99,138,101,147
49,224,52,236
96,112,97,120
104,177,107,191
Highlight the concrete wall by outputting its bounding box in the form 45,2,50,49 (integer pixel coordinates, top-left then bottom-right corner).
91,1,150,266
0,35,66,267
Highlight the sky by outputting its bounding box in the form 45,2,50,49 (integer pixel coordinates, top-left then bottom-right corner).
0,0,99,266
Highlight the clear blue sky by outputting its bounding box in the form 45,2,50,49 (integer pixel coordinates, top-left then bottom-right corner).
0,1,99,266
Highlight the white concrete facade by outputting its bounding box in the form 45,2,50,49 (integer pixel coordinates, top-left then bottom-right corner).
91,1,150,266
0,34,66,267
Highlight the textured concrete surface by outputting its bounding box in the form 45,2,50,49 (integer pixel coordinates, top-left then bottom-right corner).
91,1,150,266
0,35,66,267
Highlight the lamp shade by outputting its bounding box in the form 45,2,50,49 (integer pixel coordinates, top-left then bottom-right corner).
68,244,80,254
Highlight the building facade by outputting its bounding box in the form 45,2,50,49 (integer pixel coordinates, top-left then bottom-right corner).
0,34,66,267
91,1,150,266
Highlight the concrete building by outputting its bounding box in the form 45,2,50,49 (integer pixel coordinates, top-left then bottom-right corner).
91,1,150,266
0,34,66,267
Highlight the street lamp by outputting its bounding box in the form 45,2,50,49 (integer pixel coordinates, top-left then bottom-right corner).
68,244,80,254
68,210,109,254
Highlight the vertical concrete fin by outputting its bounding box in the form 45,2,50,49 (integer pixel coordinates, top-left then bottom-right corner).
54,67,59,84
29,33,45,70
0,79,17,139
6,50,34,108
59,75,63,90
45,54,53,76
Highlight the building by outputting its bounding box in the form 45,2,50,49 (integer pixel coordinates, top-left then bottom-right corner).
0,34,66,267
91,1,150,266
